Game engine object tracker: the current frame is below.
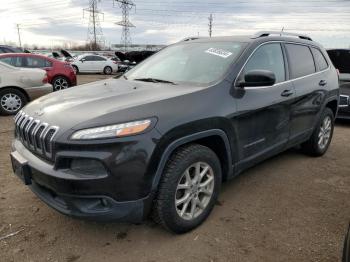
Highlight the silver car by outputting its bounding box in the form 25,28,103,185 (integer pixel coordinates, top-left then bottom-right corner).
0,61,52,115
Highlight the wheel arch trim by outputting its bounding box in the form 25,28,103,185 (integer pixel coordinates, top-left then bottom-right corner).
151,129,233,191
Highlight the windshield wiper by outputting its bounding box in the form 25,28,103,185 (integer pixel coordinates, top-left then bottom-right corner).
133,78,177,85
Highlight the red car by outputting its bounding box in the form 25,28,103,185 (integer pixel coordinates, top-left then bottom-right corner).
0,53,77,91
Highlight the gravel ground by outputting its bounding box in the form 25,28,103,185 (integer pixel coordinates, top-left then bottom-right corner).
0,75,349,262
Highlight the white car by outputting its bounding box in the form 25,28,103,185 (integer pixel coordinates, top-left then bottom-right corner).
71,54,119,75
0,61,52,115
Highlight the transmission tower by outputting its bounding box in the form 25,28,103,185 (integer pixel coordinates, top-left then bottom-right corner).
114,0,135,52
84,0,104,50
208,14,213,37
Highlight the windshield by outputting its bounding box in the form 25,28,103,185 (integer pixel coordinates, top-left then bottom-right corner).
125,41,246,85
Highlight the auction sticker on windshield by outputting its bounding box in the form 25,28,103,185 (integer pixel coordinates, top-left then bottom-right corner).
205,48,233,58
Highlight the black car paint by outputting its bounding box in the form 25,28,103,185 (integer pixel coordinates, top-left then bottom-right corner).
11,35,339,222
327,49,350,119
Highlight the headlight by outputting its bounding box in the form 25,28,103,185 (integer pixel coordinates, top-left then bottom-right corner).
71,119,152,140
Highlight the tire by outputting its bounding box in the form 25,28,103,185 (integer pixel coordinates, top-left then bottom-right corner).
343,224,350,262
72,65,79,74
103,66,113,75
153,144,222,234
52,76,70,91
301,107,334,156
0,88,27,115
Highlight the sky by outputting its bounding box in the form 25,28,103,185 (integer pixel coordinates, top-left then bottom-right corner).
0,0,350,49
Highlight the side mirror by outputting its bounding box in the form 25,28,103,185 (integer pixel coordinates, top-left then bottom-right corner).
239,70,276,88
80,59,85,63
131,61,137,65
123,60,130,64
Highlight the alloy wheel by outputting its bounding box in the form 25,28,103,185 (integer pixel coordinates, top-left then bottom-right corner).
318,115,332,150
0,93,22,113
175,162,215,220
54,77,69,91
104,67,112,74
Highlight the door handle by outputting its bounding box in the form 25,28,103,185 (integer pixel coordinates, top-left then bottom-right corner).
281,89,294,97
319,80,327,86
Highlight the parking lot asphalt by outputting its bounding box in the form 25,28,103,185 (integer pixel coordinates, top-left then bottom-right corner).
0,74,349,262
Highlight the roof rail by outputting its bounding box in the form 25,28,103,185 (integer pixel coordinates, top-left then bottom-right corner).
252,31,313,41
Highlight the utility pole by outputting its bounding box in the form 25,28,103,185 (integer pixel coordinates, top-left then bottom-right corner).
208,14,213,37
16,24,22,48
114,0,135,52
84,0,104,50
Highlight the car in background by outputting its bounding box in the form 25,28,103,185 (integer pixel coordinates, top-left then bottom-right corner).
0,53,76,91
118,60,137,73
71,54,119,75
327,49,350,119
0,61,52,115
0,45,23,53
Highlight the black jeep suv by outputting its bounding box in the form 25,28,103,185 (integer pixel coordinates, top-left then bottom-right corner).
10,31,339,233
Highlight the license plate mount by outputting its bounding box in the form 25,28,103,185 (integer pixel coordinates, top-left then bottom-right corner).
10,152,32,185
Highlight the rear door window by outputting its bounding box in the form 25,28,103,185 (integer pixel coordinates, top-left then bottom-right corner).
0,56,23,67
285,44,316,79
243,43,285,83
311,48,328,71
94,56,107,61
84,56,96,61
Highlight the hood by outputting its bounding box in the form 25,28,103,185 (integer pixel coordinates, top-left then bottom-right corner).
22,78,202,130
60,49,73,58
52,51,61,58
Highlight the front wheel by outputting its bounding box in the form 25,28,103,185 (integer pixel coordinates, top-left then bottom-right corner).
301,107,334,156
153,144,222,234
0,88,27,115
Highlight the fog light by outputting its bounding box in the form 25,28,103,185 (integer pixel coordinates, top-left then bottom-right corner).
70,158,107,176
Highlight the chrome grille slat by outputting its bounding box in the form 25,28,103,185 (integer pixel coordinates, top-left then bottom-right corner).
16,113,26,137
35,124,48,153
43,127,59,156
24,117,34,145
14,113,59,160
28,120,40,149
20,115,29,142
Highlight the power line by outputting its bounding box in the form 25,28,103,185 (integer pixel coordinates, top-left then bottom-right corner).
114,0,135,52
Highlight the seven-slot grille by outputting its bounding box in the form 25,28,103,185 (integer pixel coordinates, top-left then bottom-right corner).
14,111,59,159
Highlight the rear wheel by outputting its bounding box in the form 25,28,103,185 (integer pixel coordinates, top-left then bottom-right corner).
301,107,334,156
103,66,113,75
0,88,27,115
153,144,222,234
52,76,70,91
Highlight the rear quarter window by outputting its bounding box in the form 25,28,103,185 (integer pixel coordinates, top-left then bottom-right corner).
311,47,328,71
285,44,316,79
